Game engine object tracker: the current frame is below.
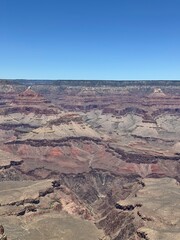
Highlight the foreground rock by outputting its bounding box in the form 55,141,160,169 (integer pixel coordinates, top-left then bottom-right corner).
0,171,141,240
0,179,105,240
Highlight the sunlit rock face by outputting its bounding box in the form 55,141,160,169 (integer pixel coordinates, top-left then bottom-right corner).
0,80,180,240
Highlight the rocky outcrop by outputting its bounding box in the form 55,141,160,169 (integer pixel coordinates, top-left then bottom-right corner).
148,88,166,98
115,202,142,211
137,231,149,240
0,149,22,169
1,86,60,115
0,160,23,170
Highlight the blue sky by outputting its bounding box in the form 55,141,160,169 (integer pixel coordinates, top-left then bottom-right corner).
0,0,180,80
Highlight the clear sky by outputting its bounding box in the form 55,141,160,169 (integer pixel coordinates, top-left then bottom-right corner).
0,0,180,80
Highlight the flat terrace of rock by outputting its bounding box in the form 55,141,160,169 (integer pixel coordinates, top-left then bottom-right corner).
0,180,53,205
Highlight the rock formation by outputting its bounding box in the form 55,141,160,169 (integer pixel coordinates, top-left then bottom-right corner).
0,80,179,240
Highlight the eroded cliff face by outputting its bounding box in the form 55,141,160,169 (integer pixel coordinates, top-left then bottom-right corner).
58,170,144,240
0,80,180,240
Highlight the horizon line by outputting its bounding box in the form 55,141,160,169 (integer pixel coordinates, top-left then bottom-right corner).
0,79,180,81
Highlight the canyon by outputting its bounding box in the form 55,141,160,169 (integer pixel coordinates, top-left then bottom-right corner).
0,80,179,240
